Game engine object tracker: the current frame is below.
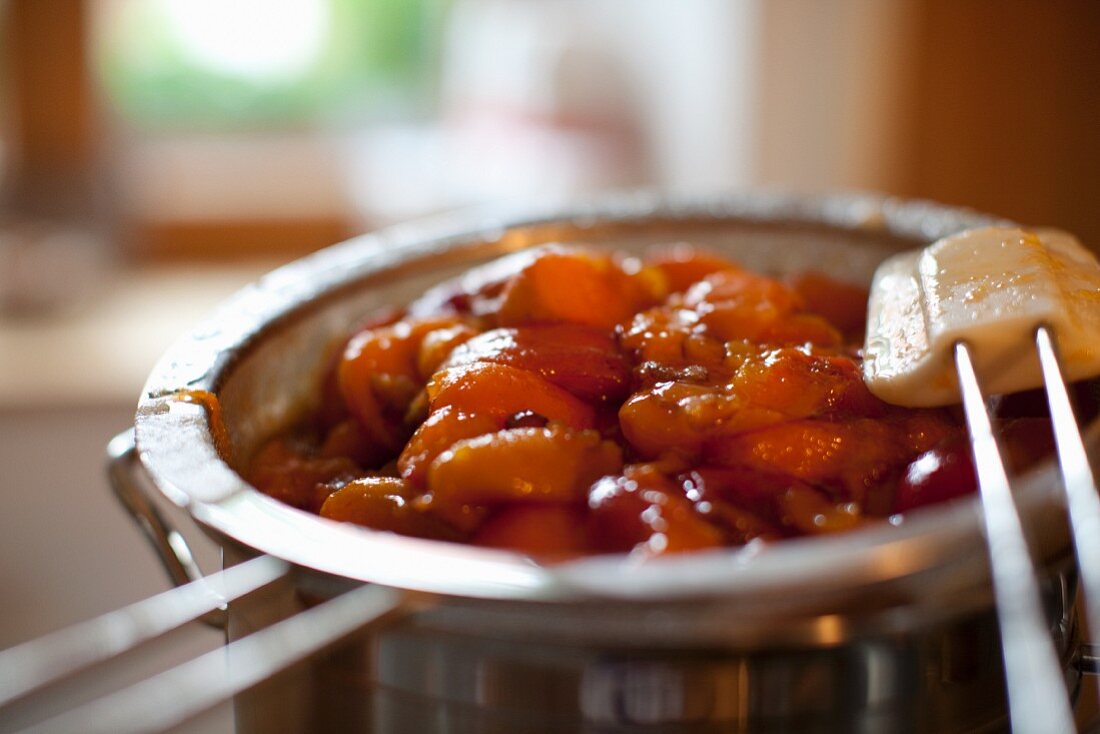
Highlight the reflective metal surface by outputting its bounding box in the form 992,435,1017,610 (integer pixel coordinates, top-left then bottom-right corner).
955,342,1077,733
136,191,1067,606
123,192,1096,732
224,550,1079,733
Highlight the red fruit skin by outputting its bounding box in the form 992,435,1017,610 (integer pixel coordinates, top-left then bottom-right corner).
586,468,726,555
893,440,978,512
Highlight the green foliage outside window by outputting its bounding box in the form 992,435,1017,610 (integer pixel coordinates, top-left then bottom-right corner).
97,0,447,131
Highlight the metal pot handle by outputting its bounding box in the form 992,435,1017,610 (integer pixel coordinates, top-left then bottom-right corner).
0,554,418,732
1081,645,1100,734
1081,643,1099,675
107,428,223,626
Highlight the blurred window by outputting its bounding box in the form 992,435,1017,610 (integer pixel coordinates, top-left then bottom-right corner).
96,0,444,129
90,0,448,260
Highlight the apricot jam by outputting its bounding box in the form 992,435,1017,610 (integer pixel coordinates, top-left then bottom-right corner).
246,244,1002,559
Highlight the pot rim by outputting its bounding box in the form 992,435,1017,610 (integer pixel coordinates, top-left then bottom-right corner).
133,190,1070,604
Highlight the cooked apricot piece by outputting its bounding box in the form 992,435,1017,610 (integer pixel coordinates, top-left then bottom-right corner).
318,419,390,467
758,313,842,348
620,349,887,460
417,323,480,379
683,270,803,343
473,505,590,557
705,419,905,503
497,249,663,329
249,438,360,512
427,362,596,429
729,348,885,419
684,269,802,312
619,306,729,372
441,325,631,403
728,350,835,417
320,477,458,540
645,244,742,293
428,425,622,510
588,466,725,555
398,406,501,488
620,382,786,460
338,317,465,450
693,497,784,544
900,410,960,455
682,465,795,507
786,272,869,339
406,248,544,319
776,483,864,534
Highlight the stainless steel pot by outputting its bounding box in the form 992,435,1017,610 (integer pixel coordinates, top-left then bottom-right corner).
120,193,1097,733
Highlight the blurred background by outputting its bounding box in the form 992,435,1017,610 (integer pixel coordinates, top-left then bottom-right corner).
0,0,1098,707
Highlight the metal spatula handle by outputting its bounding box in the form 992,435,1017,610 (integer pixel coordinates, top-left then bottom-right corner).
955,340,1077,734
1036,327,1100,704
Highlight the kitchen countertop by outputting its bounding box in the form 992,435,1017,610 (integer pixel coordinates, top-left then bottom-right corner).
0,262,276,730
0,261,280,409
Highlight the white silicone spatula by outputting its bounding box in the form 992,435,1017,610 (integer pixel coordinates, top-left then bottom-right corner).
865,226,1100,734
